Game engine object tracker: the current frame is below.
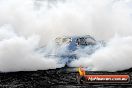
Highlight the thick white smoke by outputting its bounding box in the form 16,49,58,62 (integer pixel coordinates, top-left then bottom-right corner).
0,25,62,72
70,36,132,71
0,0,132,72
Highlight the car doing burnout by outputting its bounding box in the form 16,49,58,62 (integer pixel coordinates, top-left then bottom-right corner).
54,35,105,65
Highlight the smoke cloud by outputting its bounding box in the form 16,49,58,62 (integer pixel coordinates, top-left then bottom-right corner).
0,0,132,72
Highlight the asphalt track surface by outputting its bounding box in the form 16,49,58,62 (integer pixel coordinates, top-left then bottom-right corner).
0,68,132,88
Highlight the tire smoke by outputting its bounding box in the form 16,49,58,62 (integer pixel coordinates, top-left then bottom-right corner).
0,0,132,72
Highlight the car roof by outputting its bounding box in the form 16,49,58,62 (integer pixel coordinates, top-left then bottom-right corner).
56,35,95,39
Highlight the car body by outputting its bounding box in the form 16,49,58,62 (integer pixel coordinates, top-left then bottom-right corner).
54,35,105,65
55,35,97,51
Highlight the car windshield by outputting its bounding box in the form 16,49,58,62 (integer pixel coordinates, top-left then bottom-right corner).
55,37,71,45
